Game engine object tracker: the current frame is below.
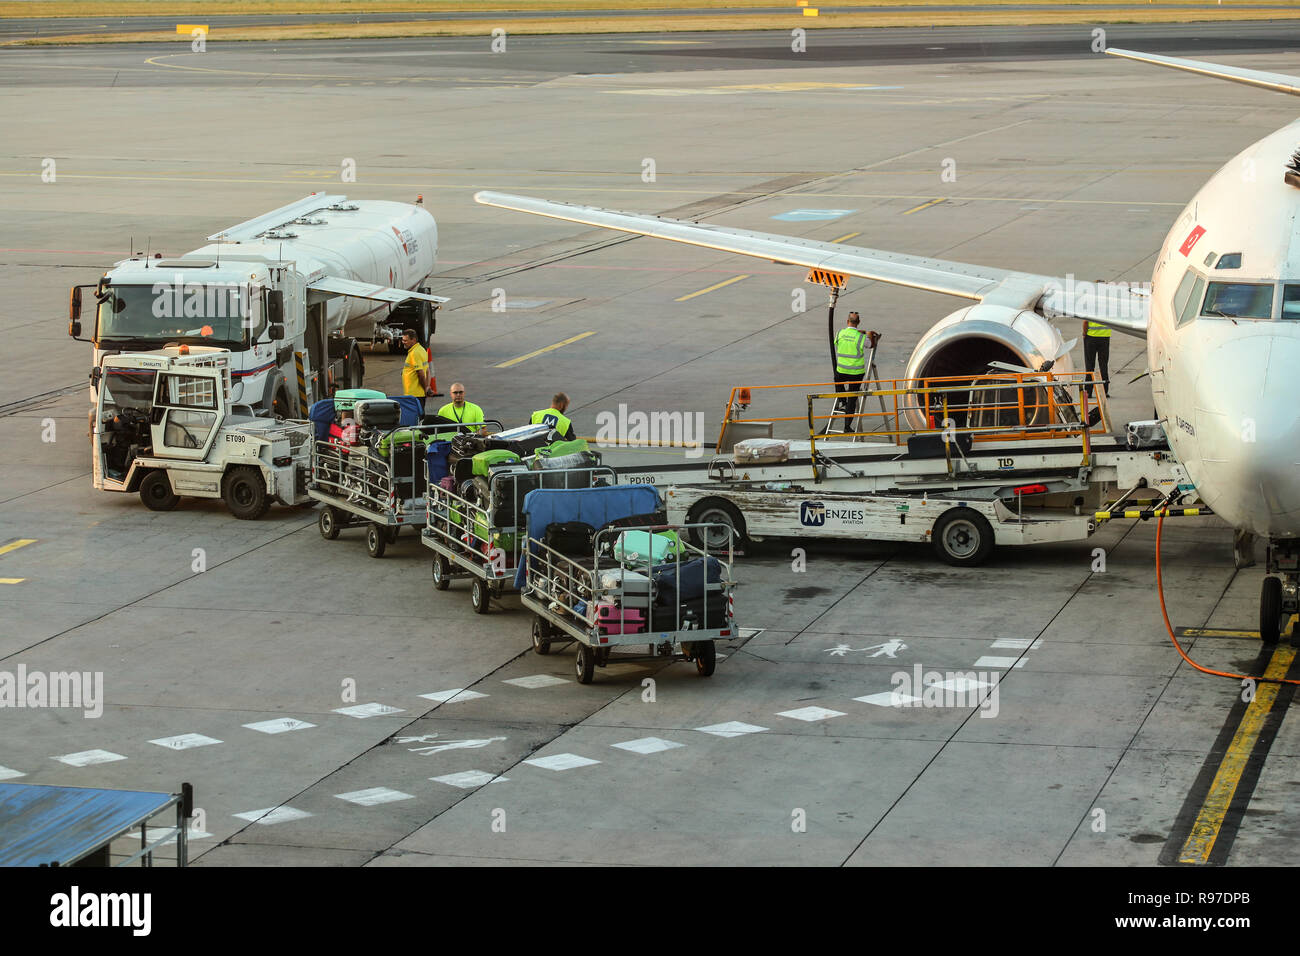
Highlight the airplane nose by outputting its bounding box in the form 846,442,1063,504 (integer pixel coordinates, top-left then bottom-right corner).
1192,333,1300,535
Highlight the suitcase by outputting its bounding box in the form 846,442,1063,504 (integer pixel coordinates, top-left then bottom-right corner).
733,437,790,463
333,388,385,412
598,568,654,607
652,555,723,603
530,450,598,472
472,449,521,477
439,475,457,491
535,438,590,459
354,399,402,430
614,530,681,567
485,422,554,457
426,441,452,484
650,593,727,631
544,521,595,557
488,471,539,529
597,603,647,635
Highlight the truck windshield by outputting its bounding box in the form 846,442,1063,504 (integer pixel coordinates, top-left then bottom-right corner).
100,368,156,413
97,282,250,349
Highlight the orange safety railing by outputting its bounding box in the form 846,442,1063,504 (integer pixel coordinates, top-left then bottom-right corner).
718,371,1109,456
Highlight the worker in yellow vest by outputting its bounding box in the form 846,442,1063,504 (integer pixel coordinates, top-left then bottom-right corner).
530,392,576,441
1083,318,1111,399
833,312,868,431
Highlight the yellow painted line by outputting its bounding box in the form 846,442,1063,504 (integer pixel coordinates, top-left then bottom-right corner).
176,24,207,35
0,578,24,584
903,198,946,215
1180,628,1260,639
803,7,819,15
494,331,597,369
1178,643,1295,864
0,538,36,557
676,274,750,302
830,232,860,244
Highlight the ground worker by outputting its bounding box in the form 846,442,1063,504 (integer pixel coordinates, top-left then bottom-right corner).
1083,312,1111,400
530,392,576,441
833,312,868,430
401,328,431,412
434,383,486,440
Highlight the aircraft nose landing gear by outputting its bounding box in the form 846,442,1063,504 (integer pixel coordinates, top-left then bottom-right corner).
1260,540,1300,645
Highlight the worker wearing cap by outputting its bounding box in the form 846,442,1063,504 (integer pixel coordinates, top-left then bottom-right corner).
530,392,575,441
434,383,485,440
833,312,869,431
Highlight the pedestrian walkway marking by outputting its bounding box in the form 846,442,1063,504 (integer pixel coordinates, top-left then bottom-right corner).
903,198,946,215
494,331,596,369
676,274,750,302
1178,643,1295,864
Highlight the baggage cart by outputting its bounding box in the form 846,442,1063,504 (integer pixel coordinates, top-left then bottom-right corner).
516,485,737,684
423,464,616,613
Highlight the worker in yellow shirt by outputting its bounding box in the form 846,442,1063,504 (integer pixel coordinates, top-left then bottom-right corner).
401,328,431,413
434,383,486,440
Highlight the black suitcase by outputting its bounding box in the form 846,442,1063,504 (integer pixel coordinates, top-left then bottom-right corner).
543,521,596,557
650,593,727,631
354,399,402,430
652,555,724,603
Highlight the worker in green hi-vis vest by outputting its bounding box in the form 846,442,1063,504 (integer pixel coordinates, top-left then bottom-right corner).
833,311,868,431
1083,317,1111,399
530,392,576,441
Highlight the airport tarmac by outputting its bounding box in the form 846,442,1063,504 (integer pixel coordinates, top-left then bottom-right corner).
2,26,1300,867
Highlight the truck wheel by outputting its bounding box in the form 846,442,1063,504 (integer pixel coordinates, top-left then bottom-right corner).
575,644,596,684
319,506,340,540
223,466,270,520
347,343,363,389
139,470,179,512
932,507,994,567
366,522,388,558
694,640,716,677
432,554,451,590
1261,576,1283,645
689,499,746,551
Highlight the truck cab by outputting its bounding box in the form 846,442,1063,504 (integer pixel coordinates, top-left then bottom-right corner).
94,347,312,518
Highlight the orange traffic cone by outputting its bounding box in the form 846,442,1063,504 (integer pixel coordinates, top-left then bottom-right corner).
429,366,442,398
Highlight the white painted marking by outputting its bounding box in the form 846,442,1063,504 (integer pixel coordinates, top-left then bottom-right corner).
233,806,313,825
419,688,488,703
738,628,765,639
0,766,26,780
695,721,768,738
55,749,126,767
396,733,507,755
243,718,316,734
125,827,212,844
148,733,222,750
333,702,404,718
431,770,508,789
990,638,1042,650
825,639,906,658
855,691,923,707
777,706,846,722
934,676,995,692
334,787,415,806
524,753,601,771
972,656,1025,669
503,674,570,689
611,736,685,755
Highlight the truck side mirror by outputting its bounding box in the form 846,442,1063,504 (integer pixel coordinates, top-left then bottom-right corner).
268,323,285,341
89,366,101,389
69,286,82,338
265,289,284,325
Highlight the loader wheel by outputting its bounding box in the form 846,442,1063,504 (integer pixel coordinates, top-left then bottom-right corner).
694,640,717,677
139,470,179,512
223,466,270,520
932,507,994,567
532,616,551,655
471,576,490,614
319,506,340,540
575,644,596,684
432,554,451,591
689,499,746,551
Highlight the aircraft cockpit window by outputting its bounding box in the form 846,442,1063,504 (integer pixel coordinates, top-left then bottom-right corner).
1203,251,1217,267
1282,285,1300,320
1201,281,1273,319
1215,253,1242,269
1174,270,1203,328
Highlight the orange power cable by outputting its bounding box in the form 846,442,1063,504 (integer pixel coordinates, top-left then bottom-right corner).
1156,513,1300,686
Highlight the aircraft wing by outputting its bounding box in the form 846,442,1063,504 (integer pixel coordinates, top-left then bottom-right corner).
1106,48,1300,97
474,190,1148,336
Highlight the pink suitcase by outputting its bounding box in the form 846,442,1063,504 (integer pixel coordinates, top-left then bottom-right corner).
596,603,646,635
439,475,456,490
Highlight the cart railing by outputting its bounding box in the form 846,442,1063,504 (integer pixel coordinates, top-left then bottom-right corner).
425,465,617,580
524,522,736,636
310,422,446,515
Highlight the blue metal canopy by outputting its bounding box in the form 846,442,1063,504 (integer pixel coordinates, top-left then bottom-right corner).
0,783,179,867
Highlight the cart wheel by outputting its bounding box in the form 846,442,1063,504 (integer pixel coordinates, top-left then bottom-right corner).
531,616,552,655
694,640,716,677
432,554,450,591
575,644,596,684
319,506,340,541
139,470,179,512
366,522,388,558
471,577,490,614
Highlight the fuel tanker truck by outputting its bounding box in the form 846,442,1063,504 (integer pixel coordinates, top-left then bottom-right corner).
68,193,448,418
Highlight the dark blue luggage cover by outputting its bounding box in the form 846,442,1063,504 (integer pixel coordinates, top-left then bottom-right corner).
652,555,724,602
426,441,452,483
515,485,661,588
392,395,422,427
308,399,336,439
